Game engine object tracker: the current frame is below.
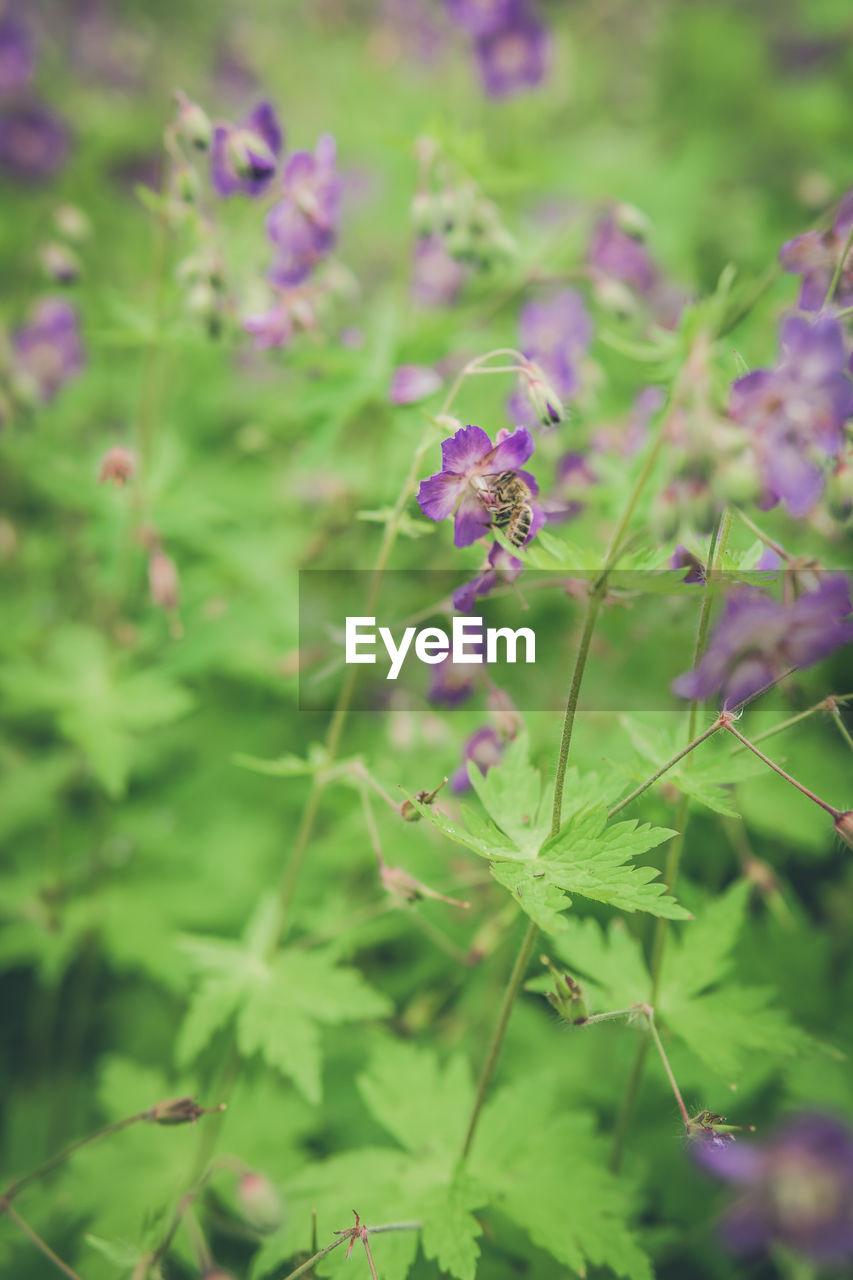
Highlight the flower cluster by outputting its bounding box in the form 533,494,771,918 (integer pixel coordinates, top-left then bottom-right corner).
588,206,684,325
730,313,853,517
694,1112,853,1262
445,1,549,100
673,576,853,707
7,297,84,405
0,7,69,183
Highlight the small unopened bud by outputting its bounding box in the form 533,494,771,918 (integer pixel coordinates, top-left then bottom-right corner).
40,241,81,285
399,777,448,822
686,1109,754,1144
486,687,523,740
613,202,651,239
98,445,136,487
173,164,201,205
146,1096,225,1125
591,274,637,318
410,190,437,236
541,955,588,1024
237,1171,285,1233
711,455,762,506
149,550,180,611
522,362,565,427
826,462,853,523
54,204,91,241
835,811,853,851
175,93,212,150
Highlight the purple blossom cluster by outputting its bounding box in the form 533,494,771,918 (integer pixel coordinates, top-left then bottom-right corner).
445,0,549,99
730,313,853,517
673,576,853,707
780,190,853,311
588,208,684,326
10,297,84,404
0,7,69,183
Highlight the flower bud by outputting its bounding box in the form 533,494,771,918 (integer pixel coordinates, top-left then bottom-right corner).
146,1096,210,1125
237,1171,285,1233
98,445,136,487
176,95,212,150
53,204,91,241
226,127,275,183
613,202,651,240
149,550,180,611
711,455,763,506
410,190,437,236
40,241,81,285
591,274,637,318
173,164,201,205
399,777,447,822
834,811,853,851
486,686,523,740
541,956,588,1024
826,462,853,523
522,362,565,427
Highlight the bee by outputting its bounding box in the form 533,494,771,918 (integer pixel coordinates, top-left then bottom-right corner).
471,470,533,547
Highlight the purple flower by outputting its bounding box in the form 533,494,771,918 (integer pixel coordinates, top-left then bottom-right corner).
243,303,293,350
670,544,706,584
0,8,35,93
445,0,523,36
730,314,853,517
673,577,853,707
541,451,597,524
506,290,591,427
416,423,543,548
0,101,69,182
210,101,282,198
12,298,84,401
589,212,658,295
780,191,853,311
694,1113,853,1262
452,542,522,612
473,7,548,99
267,134,341,286
428,649,483,706
451,725,504,792
389,364,443,405
411,235,468,307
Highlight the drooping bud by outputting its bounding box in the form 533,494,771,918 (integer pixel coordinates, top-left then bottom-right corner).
226,126,276,184
237,1171,285,1233
613,202,652,240
410,190,437,237
146,1096,225,1125
399,777,448,822
541,955,588,1024
486,686,524,740
686,1109,754,1145
175,92,212,151
522,361,565,427
834,811,853,851
173,164,201,206
149,550,180,612
40,241,81,285
98,445,136,487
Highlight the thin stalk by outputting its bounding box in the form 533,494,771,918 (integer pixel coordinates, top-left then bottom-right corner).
459,918,538,1161
2,1112,146,1202
459,395,678,1166
611,508,732,1172
823,222,853,309
2,1203,84,1280
733,507,789,561
728,693,853,753
829,705,853,753
278,1222,421,1280
645,1009,690,1128
607,719,723,818
722,721,841,818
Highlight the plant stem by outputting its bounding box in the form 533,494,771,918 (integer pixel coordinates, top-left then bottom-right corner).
459,917,538,1161
728,693,853,753
644,1008,690,1128
607,719,723,818
278,1222,422,1280
823,222,853,309
721,721,841,818
459,394,678,1166
2,1203,84,1280
733,507,789,561
829,704,853,753
1,1112,146,1202
611,508,732,1172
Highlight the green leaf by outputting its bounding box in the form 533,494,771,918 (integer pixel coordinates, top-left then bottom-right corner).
467,733,551,857
541,807,689,919
489,861,571,934
358,1041,472,1161
554,916,651,1009
420,1176,483,1280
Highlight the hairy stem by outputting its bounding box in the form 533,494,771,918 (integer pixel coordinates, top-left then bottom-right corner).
2,1203,84,1280
607,719,723,818
2,1112,146,1202
722,721,841,817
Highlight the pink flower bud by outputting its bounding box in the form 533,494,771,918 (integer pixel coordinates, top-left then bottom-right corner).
237,1171,285,1233
98,445,136,487
835,811,853,851
149,551,180,611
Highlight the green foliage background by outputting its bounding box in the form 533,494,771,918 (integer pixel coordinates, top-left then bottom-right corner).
2,2,853,1278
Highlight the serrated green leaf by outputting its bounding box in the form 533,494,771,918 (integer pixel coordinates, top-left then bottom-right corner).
420,1177,483,1280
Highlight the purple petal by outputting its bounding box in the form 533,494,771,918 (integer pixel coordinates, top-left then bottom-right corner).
485,425,535,472
441,424,493,475
389,364,443,405
454,488,492,547
417,471,465,521
246,100,283,159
